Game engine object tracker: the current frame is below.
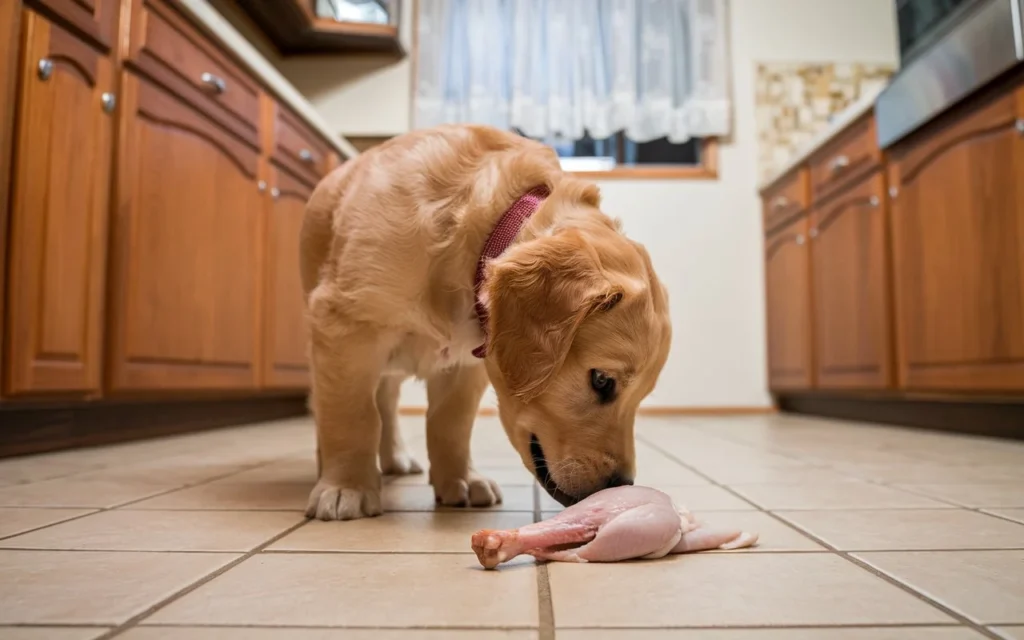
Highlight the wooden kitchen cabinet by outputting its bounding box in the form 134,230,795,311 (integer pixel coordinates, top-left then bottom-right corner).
810,171,892,389
106,73,263,391
262,166,312,388
765,215,814,390
29,0,121,52
4,12,113,395
888,83,1024,391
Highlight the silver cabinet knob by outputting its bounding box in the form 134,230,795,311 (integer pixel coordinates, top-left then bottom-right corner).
1016,119,1024,135
257,180,267,193
298,149,315,163
200,72,227,94
37,58,54,81
795,234,806,246
829,154,850,173
808,228,819,239
889,187,899,199
101,92,116,113
869,196,880,207
270,187,280,199
771,196,789,212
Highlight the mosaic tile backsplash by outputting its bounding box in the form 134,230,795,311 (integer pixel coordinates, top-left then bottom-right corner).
755,62,894,183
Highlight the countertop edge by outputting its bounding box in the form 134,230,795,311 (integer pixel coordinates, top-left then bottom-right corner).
757,86,883,193
175,0,360,161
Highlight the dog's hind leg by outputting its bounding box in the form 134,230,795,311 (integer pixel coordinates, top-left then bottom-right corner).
377,374,423,475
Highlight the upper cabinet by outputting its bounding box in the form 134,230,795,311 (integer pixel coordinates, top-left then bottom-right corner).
233,0,403,55
887,82,1024,392
4,11,114,396
27,0,120,51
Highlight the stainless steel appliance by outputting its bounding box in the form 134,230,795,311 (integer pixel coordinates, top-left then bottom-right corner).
877,0,1024,148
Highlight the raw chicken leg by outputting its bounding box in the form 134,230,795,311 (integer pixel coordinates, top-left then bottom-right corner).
471,485,758,569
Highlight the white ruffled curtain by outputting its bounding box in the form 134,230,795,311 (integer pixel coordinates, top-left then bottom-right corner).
415,0,731,143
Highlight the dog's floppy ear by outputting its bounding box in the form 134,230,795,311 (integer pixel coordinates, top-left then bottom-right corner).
485,231,622,403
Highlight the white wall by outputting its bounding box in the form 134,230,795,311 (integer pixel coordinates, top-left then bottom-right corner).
212,0,898,409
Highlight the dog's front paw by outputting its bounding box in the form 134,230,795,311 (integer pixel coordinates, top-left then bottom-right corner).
306,479,382,520
433,470,503,508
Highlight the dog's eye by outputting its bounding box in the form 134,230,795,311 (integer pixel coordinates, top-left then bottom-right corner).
590,369,616,403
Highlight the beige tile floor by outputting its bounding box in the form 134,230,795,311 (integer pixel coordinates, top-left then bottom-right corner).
0,414,1022,638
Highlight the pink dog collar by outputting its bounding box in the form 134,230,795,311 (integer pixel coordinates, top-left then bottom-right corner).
472,185,550,358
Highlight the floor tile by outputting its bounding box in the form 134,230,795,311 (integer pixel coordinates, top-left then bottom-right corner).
993,627,1024,639
0,629,111,640
126,480,309,511
0,507,95,538
898,484,1024,508
835,463,1024,484
147,553,537,627
269,511,533,553
778,509,1024,551
557,629,982,639
0,550,236,624
383,484,535,512
696,511,826,552
731,482,949,510
706,466,864,484
659,485,760,511
855,550,1024,624
548,553,952,627
123,628,537,639
2,510,303,552
0,478,183,509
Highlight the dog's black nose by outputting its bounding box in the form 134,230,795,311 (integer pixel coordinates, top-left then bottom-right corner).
605,473,634,489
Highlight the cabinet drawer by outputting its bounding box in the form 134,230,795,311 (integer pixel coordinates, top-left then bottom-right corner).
808,113,881,201
761,168,809,232
127,0,260,147
30,0,120,51
273,103,330,186
764,215,813,390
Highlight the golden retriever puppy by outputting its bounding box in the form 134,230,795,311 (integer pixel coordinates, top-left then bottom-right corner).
300,124,671,520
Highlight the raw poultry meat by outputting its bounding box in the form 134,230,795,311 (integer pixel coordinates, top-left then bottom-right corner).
471,485,758,569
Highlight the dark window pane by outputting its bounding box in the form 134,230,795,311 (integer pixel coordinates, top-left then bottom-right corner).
622,136,701,165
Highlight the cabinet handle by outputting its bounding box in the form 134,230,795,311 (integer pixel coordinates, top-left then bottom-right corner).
1016,119,1024,135
828,155,850,173
869,195,880,207
298,148,315,164
771,196,789,212
270,187,280,200
257,180,267,193
200,72,227,94
37,58,54,81
808,228,819,239
795,234,806,246
889,187,899,199
101,92,116,114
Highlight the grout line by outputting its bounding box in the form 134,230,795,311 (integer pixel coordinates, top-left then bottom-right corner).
95,518,312,640
636,434,1005,640
533,483,556,640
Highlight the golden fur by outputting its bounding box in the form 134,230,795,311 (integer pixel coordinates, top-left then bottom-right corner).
300,124,671,520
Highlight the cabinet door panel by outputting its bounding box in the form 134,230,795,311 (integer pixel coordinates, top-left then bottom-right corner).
31,0,120,51
889,86,1024,391
811,172,892,389
108,73,262,391
4,13,112,395
263,166,311,388
765,216,813,390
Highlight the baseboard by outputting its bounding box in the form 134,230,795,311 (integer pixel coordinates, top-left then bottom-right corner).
779,393,1024,440
397,405,774,417
0,395,309,458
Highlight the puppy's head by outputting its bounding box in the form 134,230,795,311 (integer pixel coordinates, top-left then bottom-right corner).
483,217,671,507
